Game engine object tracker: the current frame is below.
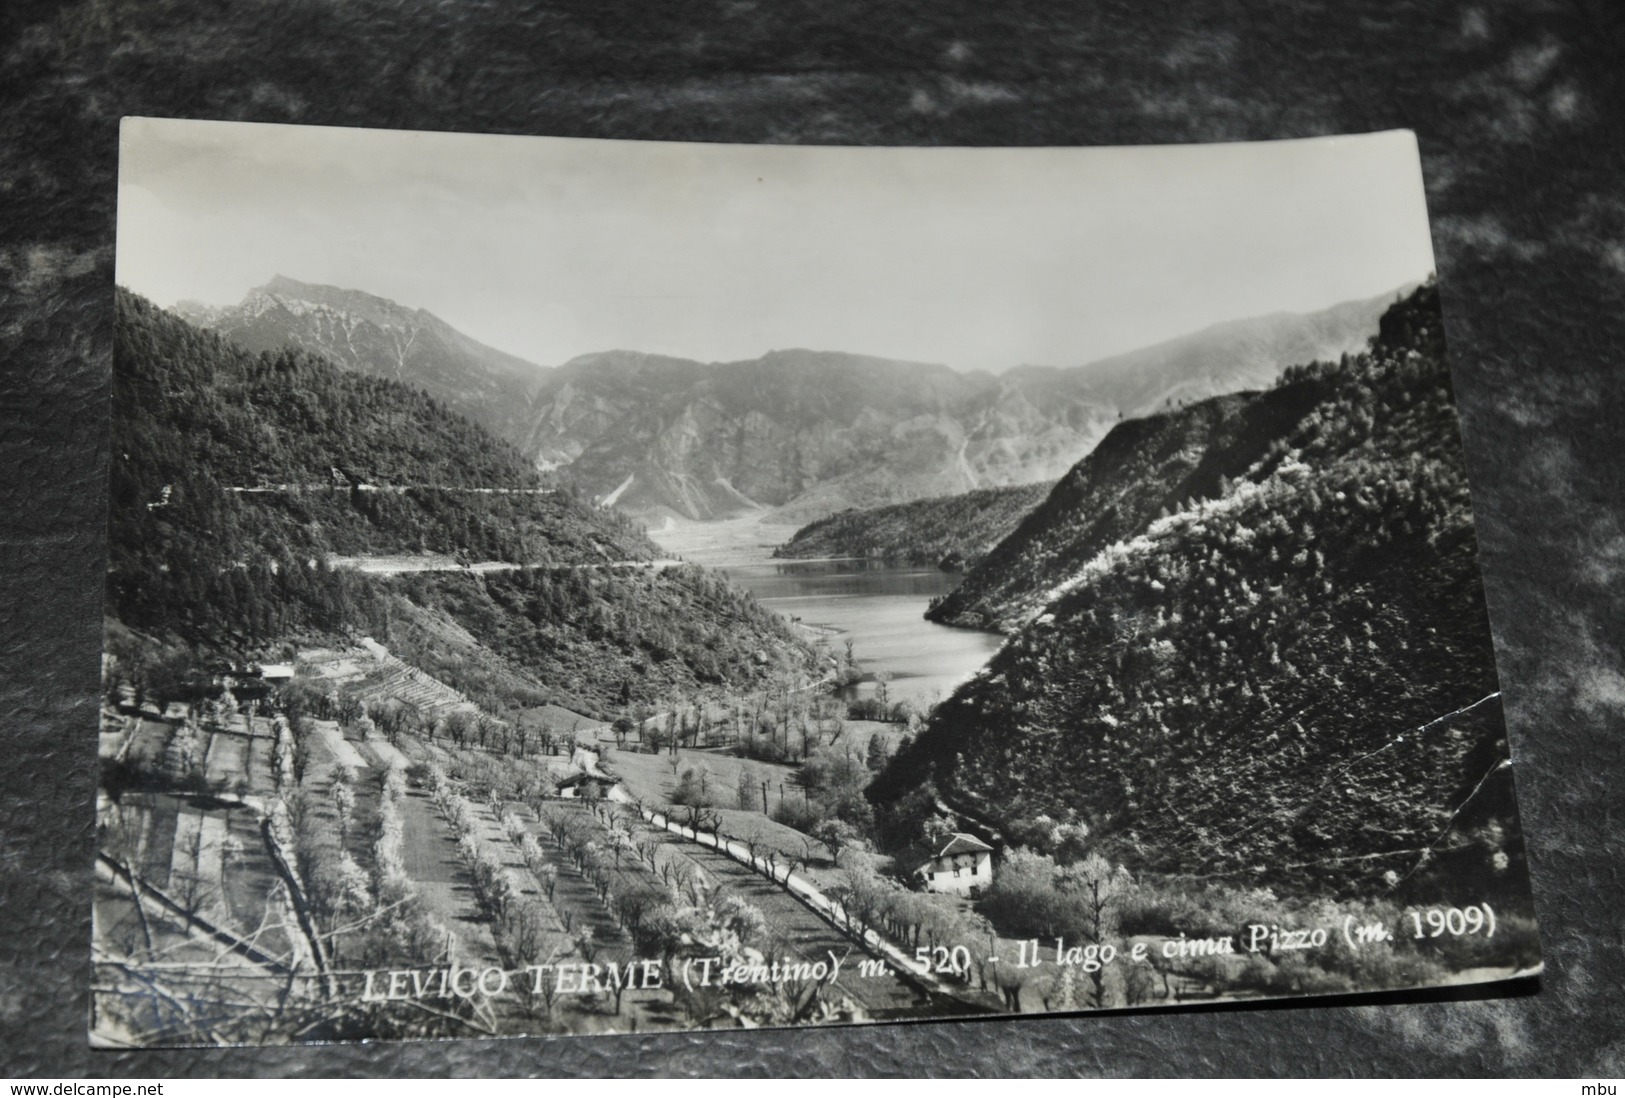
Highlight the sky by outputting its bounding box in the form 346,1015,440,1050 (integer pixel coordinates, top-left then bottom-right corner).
117,119,1437,374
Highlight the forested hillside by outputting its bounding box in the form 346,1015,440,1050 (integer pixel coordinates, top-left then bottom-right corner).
875,283,1524,901
927,380,1346,631
179,276,552,459
772,482,1050,569
110,290,651,639
107,290,812,706
390,565,810,713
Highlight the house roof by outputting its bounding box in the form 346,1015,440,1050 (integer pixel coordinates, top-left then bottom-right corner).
932,833,994,859
557,770,618,787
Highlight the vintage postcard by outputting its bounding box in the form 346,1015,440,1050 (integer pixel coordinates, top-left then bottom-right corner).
95,119,1540,1046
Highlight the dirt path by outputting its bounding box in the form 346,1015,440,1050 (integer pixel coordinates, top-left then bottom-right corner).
395,788,503,966
328,555,685,575
642,808,1006,1016
312,719,369,771
138,796,179,889
363,737,410,769
204,730,250,790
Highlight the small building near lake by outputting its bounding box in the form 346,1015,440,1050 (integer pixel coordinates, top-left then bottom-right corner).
915,833,995,896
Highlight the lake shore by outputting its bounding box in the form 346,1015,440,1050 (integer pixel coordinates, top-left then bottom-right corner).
647,512,1003,710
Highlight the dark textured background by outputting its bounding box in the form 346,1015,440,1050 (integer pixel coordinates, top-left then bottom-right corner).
3,0,1623,1078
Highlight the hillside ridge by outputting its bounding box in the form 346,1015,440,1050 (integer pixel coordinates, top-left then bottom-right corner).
873,282,1524,902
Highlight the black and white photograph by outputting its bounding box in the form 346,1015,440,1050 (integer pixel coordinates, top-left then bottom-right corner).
92,117,1541,1047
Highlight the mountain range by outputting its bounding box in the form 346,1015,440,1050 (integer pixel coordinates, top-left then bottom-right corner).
181,277,1412,524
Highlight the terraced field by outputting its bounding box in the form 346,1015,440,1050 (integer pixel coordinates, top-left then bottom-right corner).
351,653,482,725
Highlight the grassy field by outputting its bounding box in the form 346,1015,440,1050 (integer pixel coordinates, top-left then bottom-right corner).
603,745,796,807
600,747,857,881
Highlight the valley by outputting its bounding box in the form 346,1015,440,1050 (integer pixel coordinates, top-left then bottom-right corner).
96,280,1538,1045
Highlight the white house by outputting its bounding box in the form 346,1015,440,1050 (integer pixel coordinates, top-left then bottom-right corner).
915,833,995,896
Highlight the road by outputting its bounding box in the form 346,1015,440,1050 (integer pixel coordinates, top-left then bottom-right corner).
327,555,685,575
638,807,963,1001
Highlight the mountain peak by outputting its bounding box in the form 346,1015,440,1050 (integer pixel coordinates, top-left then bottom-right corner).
752,347,951,374
261,273,313,295
246,276,423,331
179,279,551,459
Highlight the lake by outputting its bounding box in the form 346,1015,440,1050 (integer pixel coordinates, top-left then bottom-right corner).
717,558,1005,709
649,514,1005,709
